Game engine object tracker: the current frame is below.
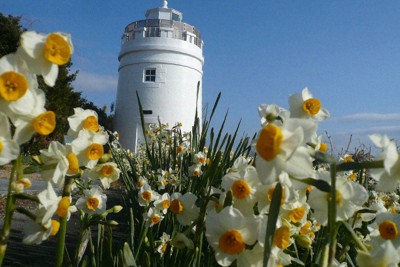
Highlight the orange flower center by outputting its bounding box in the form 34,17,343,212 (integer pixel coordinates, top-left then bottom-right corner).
289,207,306,223
0,71,28,101
86,143,104,160
231,179,251,199
66,153,79,174
274,226,291,249
86,197,99,210
44,33,71,65
303,98,321,115
256,124,283,161
218,230,245,255
169,199,184,214
141,191,152,202
379,220,398,240
162,199,171,209
33,111,56,135
57,196,70,217
83,115,99,132
100,165,113,177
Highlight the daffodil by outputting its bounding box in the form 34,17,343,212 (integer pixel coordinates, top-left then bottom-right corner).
368,212,400,249
254,118,317,184
308,171,368,225
11,177,31,193
22,218,53,245
222,156,260,215
154,193,171,214
138,184,160,206
10,89,56,145
40,141,79,188
156,233,172,256
0,112,19,165
356,240,400,267
169,192,199,226
87,162,121,189
71,129,109,169
75,186,107,215
144,207,164,227
288,87,330,121
172,233,194,249
369,134,400,191
205,206,259,266
0,54,39,115
67,108,100,138
37,182,61,225
258,103,290,126
18,31,73,86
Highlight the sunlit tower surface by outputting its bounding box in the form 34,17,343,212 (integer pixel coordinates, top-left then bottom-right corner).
114,0,204,151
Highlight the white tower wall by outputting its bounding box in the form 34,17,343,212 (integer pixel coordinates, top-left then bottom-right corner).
114,5,204,151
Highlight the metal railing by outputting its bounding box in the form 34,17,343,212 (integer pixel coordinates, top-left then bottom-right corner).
121,19,203,48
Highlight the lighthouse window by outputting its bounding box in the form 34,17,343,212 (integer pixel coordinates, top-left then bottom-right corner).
144,68,156,82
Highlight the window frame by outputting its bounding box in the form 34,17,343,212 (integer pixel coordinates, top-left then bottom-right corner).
144,68,156,83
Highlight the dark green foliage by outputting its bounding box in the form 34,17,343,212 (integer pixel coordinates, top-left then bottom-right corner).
0,13,24,56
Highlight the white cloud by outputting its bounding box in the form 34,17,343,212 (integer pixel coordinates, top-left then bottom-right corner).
331,113,400,122
335,125,400,136
73,71,118,93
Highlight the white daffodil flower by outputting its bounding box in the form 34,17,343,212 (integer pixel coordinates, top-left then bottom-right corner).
138,184,160,207
254,118,317,184
0,112,19,165
67,108,100,138
308,171,368,226
154,193,171,214
71,129,109,169
222,156,261,216
356,240,400,267
75,186,107,215
288,87,330,121
87,162,121,189
40,141,79,188
258,103,290,126
22,218,53,245
369,134,400,191
18,31,73,87
144,207,164,227
169,192,199,226
368,212,400,249
37,182,61,225
205,206,259,266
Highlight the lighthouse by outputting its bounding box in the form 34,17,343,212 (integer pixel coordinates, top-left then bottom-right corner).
114,0,204,151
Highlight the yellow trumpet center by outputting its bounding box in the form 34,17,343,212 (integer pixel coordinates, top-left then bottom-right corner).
267,187,285,205
83,115,99,132
289,207,306,223
219,230,245,255
274,226,291,249
100,165,113,177
141,191,152,202
50,220,60,237
33,111,56,135
86,197,99,211
231,179,251,199
86,143,104,160
0,141,3,154
379,220,398,240
151,215,161,225
170,199,184,214
66,153,79,174
0,71,28,101
162,199,171,209
44,33,71,65
319,143,328,153
303,98,321,115
256,124,283,161
57,196,71,217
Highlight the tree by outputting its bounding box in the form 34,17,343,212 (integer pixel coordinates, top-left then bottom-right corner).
0,12,113,155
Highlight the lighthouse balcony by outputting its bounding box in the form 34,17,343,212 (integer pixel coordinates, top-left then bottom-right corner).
121,19,203,49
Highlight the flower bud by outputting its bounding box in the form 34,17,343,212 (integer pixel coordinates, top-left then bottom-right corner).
113,205,123,213
295,234,312,249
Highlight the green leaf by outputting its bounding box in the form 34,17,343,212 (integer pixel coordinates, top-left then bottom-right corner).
292,177,331,193
263,182,282,266
122,242,137,267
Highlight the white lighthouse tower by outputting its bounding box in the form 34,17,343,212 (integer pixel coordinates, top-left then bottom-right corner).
114,0,204,151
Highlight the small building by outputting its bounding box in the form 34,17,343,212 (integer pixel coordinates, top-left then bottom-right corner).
114,0,204,151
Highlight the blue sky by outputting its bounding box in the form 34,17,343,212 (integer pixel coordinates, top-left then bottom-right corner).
2,0,400,153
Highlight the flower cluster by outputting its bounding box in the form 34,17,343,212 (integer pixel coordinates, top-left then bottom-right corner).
0,31,122,265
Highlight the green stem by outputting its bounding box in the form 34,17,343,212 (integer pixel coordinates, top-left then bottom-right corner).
0,157,19,266
327,162,337,266
55,176,75,267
